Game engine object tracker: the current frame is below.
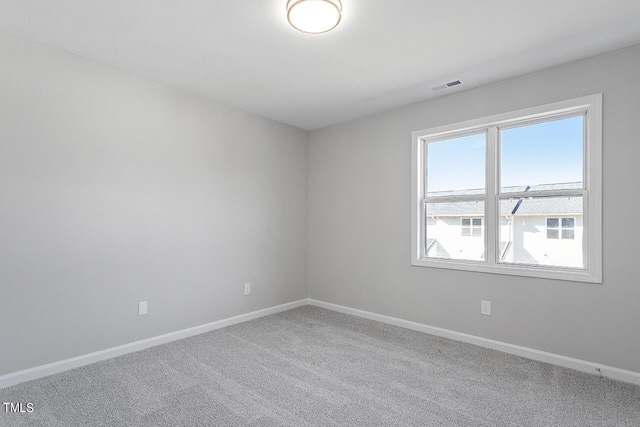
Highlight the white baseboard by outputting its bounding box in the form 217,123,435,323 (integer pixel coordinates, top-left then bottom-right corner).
4,297,639,389
308,299,640,386
0,299,309,389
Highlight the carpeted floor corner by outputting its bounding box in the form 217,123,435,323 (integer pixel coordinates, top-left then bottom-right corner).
1,306,639,426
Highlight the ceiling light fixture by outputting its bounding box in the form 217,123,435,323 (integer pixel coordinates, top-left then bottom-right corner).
286,0,342,34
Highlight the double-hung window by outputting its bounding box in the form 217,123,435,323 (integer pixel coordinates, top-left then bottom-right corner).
461,218,482,237
411,95,602,282
546,217,575,240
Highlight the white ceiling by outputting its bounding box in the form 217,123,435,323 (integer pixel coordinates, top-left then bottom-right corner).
1,0,640,130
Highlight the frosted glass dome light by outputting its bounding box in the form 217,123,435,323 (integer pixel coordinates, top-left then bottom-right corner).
287,0,342,34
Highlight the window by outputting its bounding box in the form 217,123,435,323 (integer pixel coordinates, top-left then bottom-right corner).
462,218,482,237
411,95,602,283
547,217,575,240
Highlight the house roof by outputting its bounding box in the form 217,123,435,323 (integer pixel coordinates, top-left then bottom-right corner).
427,183,583,217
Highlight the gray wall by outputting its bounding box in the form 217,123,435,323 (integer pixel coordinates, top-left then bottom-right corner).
0,32,309,376
309,44,640,372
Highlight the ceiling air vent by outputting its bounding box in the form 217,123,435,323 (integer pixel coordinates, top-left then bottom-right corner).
431,79,463,92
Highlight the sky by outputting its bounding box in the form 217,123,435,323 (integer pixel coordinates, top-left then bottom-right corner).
427,115,584,194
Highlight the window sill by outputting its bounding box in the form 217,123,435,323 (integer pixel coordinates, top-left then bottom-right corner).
411,257,602,283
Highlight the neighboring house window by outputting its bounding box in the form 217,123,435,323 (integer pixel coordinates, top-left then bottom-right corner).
462,218,482,237
411,95,602,283
547,217,575,239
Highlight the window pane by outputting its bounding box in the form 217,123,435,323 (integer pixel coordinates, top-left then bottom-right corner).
472,218,482,226
427,133,486,197
462,218,471,226
562,218,575,228
499,196,583,268
426,201,484,261
547,218,559,228
472,228,482,237
500,116,583,193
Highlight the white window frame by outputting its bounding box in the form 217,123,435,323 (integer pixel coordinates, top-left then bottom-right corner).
411,94,602,283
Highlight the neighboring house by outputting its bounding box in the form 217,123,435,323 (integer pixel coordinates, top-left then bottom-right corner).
426,183,583,268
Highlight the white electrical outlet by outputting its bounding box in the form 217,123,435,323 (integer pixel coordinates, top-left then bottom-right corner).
481,300,491,316
244,283,251,295
138,301,148,316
